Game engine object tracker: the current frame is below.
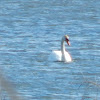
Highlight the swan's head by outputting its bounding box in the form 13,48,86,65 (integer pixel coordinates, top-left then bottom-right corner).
65,35,70,46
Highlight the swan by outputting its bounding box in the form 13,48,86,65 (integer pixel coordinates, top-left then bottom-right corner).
49,35,72,62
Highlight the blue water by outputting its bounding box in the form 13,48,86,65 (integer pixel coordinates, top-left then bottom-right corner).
0,0,100,100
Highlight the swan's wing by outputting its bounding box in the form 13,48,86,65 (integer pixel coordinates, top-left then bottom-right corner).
48,50,72,62
48,50,62,61
65,51,72,62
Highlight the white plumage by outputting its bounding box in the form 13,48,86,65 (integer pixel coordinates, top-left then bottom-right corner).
49,50,72,62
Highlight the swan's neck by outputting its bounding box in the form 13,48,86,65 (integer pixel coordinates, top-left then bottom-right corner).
61,37,66,61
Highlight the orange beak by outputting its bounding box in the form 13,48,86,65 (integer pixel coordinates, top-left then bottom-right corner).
66,38,70,46
67,40,70,46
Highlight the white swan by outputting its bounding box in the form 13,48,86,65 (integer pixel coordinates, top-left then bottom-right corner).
49,35,72,62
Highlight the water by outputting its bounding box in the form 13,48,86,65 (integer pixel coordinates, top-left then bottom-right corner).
0,0,100,100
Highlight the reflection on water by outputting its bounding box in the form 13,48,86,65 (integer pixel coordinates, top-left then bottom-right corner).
0,0,100,100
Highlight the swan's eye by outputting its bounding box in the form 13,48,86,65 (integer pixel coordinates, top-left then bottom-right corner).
66,38,69,41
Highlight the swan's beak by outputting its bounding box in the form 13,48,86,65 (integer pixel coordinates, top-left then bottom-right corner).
65,35,70,46
67,40,70,46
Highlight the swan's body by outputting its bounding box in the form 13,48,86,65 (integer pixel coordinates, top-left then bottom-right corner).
49,35,72,62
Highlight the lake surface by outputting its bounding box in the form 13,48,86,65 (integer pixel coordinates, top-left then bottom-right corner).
0,0,100,100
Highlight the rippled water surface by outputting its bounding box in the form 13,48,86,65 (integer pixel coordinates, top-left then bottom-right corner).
0,0,100,100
